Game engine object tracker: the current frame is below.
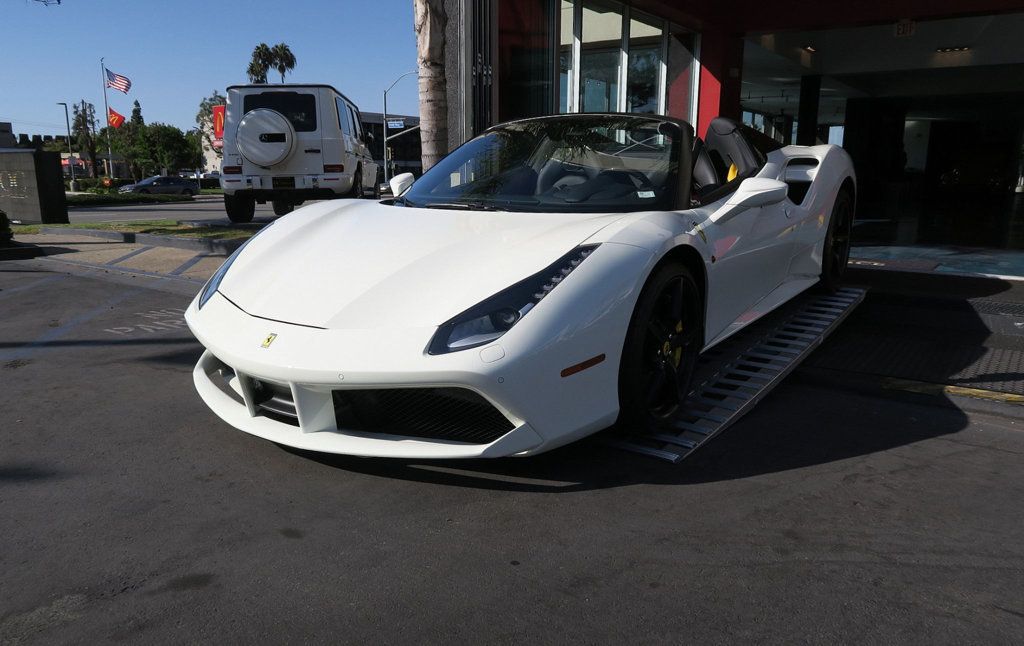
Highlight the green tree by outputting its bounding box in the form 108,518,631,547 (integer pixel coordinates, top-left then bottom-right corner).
195,89,226,161
107,100,151,179
72,100,98,177
270,43,297,83
146,123,195,174
247,43,273,83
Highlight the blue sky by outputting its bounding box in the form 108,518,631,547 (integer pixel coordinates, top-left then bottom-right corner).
2,0,420,136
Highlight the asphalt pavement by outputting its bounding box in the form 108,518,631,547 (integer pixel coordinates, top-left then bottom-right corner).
1,259,1023,643
66,196,278,224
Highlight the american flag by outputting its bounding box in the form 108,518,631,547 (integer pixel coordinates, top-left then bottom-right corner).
105,68,131,94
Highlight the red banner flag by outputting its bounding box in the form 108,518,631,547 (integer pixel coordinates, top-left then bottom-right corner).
108,107,125,129
212,105,225,140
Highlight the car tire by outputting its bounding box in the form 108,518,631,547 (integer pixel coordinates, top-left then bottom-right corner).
348,167,363,199
138,189,149,194
617,261,703,431
819,189,853,293
272,200,293,216
182,189,194,197
225,194,256,223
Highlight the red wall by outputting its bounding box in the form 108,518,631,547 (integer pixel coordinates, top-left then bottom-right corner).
695,31,744,138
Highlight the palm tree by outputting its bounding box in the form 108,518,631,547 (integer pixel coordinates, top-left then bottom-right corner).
414,0,448,171
247,43,273,83
270,43,297,83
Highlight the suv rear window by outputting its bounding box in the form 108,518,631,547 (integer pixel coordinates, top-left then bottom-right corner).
242,92,317,132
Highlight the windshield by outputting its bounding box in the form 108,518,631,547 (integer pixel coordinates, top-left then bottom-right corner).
399,116,682,213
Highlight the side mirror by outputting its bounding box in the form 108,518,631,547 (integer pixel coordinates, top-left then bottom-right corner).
389,172,415,197
709,178,788,224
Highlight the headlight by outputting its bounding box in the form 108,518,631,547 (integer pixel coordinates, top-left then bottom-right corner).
428,244,599,354
197,225,269,309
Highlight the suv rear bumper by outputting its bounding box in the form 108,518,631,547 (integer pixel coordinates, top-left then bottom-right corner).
221,174,351,201
225,188,340,203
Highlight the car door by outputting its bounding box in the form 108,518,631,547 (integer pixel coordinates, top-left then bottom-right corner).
351,107,377,189
335,98,358,188
151,177,170,194
703,191,795,338
697,121,796,340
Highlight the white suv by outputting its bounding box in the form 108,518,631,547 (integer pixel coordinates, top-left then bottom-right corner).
220,84,379,222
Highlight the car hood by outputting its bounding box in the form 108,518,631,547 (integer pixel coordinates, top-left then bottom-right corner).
218,199,629,329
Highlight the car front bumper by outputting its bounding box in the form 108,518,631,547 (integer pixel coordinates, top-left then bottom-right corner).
186,291,626,458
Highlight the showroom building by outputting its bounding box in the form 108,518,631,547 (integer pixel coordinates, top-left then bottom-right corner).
442,0,1024,263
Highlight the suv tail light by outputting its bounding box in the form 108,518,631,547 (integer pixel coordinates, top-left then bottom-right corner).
323,164,344,173
222,166,242,175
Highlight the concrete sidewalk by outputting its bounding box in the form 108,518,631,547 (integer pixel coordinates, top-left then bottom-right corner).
11,232,224,283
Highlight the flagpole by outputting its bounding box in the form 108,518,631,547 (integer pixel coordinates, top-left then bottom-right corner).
100,57,114,177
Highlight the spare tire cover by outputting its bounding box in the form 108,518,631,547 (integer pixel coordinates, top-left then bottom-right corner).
236,108,295,167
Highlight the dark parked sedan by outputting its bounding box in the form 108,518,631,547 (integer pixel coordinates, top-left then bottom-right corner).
119,176,200,196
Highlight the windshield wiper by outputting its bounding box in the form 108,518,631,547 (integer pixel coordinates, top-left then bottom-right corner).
422,202,507,211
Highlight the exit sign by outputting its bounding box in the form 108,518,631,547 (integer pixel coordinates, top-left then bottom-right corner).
895,19,916,38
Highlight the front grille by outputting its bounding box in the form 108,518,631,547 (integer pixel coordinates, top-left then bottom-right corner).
332,388,514,444
251,379,300,426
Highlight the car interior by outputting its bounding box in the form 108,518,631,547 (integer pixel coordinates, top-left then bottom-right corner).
412,121,684,212
690,117,769,205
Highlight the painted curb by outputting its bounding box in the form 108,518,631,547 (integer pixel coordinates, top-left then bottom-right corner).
39,227,245,255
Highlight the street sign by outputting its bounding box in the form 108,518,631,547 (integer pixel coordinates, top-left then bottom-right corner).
387,119,405,129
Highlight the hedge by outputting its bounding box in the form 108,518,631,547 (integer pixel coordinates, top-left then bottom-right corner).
66,177,219,191
66,193,194,207
66,177,135,191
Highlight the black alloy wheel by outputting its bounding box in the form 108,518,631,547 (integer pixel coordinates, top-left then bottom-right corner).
619,262,703,429
820,190,853,292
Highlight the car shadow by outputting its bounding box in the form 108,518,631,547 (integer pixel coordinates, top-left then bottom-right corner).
282,269,1019,492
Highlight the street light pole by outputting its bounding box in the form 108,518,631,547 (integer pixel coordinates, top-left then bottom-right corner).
383,70,417,184
57,102,75,185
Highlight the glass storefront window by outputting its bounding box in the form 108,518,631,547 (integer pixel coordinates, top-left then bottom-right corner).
559,0,574,113
579,0,623,113
497,0,556,123
626,13,662,113
552,0,692,121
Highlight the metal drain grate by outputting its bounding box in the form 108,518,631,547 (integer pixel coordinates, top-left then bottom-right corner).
607,287,867,462
967,299,1024,318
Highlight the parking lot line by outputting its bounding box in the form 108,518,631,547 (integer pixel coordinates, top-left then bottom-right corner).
169,254,209,276
105,245,155,266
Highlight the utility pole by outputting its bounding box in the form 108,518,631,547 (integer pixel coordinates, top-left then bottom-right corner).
383,71,416,184
57,102,76,186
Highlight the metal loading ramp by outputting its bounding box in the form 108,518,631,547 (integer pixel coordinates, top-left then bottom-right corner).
607,286,867,462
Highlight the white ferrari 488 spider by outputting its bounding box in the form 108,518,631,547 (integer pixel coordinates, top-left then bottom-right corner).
186,114,854,459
